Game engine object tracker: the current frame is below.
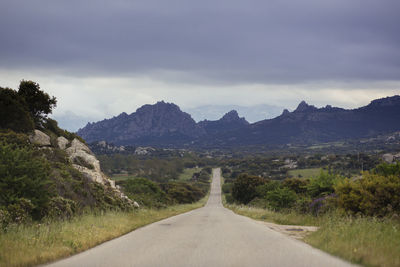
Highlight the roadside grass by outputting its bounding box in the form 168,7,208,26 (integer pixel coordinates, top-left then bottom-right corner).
178,167,201,181
225,203,400,267
306,216,400,267
0,196,208,267
288,168,322,178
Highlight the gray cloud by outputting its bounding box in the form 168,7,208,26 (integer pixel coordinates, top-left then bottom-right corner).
1,0,399,84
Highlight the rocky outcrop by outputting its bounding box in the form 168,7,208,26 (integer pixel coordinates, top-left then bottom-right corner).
57,136,69,150
134,146,155,155
29,130,51,146
65,138,114,187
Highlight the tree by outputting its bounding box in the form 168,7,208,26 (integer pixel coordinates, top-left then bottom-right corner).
18,80,57,125
0,87,34,132
232,174,266,204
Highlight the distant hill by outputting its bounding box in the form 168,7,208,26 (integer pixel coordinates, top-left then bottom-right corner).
211,95,400,146
77,95,400,148
78,101,204,146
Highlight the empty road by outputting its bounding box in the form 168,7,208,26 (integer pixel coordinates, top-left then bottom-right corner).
47,169,354,267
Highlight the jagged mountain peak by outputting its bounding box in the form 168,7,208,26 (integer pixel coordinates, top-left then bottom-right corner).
294,100,316,112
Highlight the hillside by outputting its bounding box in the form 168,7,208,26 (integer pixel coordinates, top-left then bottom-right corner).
77,95,400,148
0,82,133,224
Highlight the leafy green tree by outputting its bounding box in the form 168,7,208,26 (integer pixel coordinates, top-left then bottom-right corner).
0,87,34,132
0,142,53,218
18,80,57,125
232,174,266,204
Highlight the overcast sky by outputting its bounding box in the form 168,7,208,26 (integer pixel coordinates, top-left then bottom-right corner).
1,0,399,130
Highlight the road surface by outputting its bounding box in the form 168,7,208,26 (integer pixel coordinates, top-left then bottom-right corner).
47,168,354,267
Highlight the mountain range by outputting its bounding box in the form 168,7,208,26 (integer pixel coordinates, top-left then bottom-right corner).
77,96,400,148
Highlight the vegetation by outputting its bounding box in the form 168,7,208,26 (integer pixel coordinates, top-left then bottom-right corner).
223,160,400,267
0,80,56,133
288,168,321,178
0,142,53,221
227,204,400,267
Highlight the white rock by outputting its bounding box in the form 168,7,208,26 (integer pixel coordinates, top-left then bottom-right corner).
133,201,140,208
382,153,394,163
57,136,69,150
29,130,51,146
66,138,92,155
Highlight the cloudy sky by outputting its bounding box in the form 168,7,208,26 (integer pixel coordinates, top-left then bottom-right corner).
1,0,399,130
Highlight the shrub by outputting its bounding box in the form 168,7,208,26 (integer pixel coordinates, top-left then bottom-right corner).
266,187,297,210
225,194,235,204
255,180,280,198
123,178,167,208
161,182,205,204
307,171,341,198
232,174,266,204
6,198,34,224
0,142,53,219
335,172,400,217
0,130,30,148
222,183,233,194
46,197,77,219
373,162,400,177
282,178,309,194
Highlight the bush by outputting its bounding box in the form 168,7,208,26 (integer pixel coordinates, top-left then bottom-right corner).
6,198,34,224
373,162,400,177
46,197,77,219
232,174,266,204
0,142,53,219
161,182,205,204
307,171,341,198
255,181,280,198
225,194,235,204
222,183,233,194
282,178,309,194
266,187,297,210
335,172,400,217
123,178,167,208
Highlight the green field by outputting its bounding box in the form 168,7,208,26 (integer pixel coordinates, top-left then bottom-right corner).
178,167,201,181
288,168,322,178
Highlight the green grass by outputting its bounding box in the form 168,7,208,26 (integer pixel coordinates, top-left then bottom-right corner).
178,167,201,181
0,196,208,267
110,174,139,182
225,204,400,267
288,168,322,178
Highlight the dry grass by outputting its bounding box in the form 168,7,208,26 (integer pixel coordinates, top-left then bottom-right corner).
0,197,208,267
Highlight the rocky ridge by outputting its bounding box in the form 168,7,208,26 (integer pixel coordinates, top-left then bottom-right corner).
77,95,400,147
29,130,135,205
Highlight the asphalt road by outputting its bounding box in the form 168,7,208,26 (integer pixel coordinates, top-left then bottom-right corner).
47,169,354,267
